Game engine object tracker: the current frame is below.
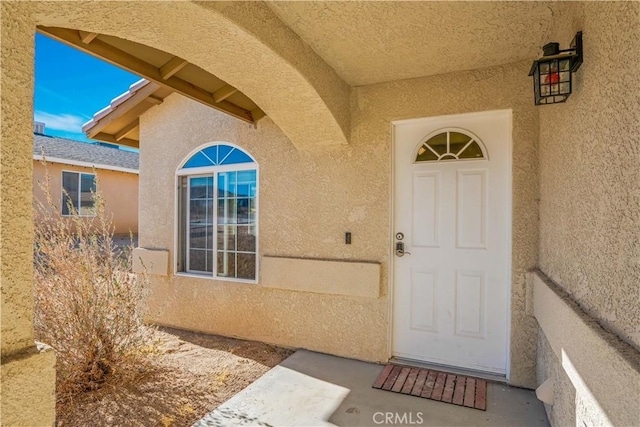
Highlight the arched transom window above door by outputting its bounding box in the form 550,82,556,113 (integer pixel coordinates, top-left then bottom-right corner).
415,130,487,162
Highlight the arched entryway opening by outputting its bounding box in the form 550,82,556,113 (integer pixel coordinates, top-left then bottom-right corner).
35,1,350,149
1,2,351,424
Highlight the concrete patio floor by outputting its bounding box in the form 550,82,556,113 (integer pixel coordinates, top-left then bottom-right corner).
196,350,550,427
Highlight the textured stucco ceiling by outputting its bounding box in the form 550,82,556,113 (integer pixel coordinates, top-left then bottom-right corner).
268,1,571,86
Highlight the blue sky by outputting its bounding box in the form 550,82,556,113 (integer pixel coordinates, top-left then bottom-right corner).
34,33,140,142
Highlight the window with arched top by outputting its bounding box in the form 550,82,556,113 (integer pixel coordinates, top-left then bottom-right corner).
176,143,258,282
415,130,486,162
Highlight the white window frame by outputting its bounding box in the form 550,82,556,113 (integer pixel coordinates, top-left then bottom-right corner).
174,142,259,284
184,174,215,276
61,170,97,217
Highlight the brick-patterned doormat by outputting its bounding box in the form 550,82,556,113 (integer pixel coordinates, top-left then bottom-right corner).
372,364,487,411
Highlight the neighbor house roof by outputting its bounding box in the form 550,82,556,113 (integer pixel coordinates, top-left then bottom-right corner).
33,133,139,174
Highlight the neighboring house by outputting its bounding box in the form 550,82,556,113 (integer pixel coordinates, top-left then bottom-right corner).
32,127,139,235
2,3,639,427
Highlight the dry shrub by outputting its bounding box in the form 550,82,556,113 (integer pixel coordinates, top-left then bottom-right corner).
33,163,156,402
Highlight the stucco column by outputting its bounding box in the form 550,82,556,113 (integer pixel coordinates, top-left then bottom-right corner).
1,3,56,425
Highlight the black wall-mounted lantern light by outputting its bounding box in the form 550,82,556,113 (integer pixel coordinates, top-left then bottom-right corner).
529,32,583,105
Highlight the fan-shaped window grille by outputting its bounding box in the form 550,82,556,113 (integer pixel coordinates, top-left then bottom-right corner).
416,131,485,162
182,144,253,168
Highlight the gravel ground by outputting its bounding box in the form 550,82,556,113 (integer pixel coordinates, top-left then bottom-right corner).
56,327,293,427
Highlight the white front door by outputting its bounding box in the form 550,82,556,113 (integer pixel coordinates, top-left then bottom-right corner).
392,110,511,375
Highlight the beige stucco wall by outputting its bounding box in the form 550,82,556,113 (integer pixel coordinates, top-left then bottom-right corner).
33,160,139,235
534,271,640,426
140,57,539,387
1,345,56,427
538,2,639,352
1,0,36,360
1,2,56,425
536,328,577,426
260,256,380,298
535,3,640,425
140,94,389,362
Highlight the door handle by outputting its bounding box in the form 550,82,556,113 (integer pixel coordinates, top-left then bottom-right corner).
395,241,411,257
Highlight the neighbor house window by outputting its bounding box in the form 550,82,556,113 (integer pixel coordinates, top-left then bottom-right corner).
61,171,96,216
176,143,258,281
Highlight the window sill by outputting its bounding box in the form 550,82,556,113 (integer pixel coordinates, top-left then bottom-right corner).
174,272,257,285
